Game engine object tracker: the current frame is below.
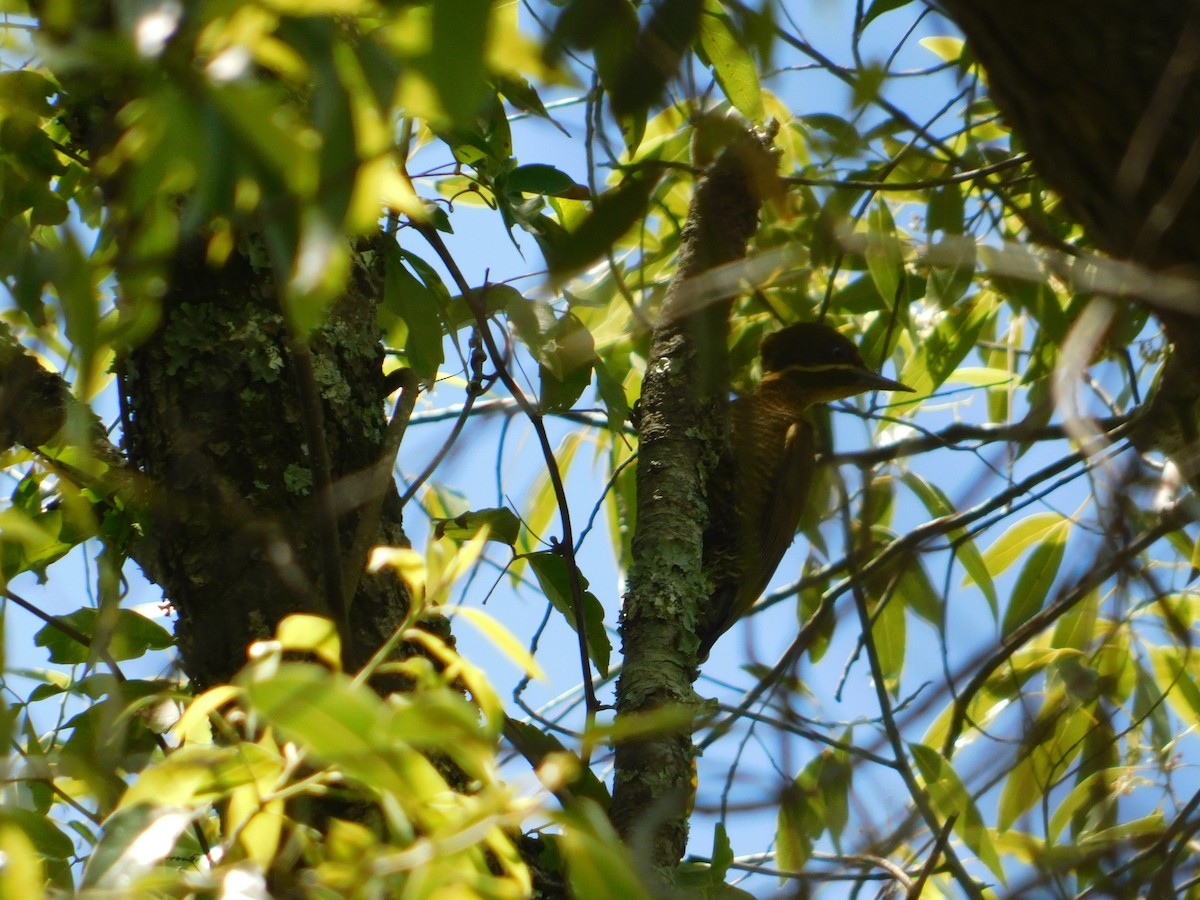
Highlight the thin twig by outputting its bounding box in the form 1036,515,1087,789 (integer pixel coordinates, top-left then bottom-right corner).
410,222,602,730
341,368,421,607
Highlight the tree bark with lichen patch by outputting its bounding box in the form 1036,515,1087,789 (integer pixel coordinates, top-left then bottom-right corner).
611,125,780,875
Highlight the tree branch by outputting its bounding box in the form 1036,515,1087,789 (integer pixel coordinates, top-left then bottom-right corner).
612,125,780,872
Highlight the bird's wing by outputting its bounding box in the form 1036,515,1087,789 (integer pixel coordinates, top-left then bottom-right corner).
749,417,816,603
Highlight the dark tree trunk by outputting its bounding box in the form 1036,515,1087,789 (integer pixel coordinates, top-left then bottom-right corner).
936,0,1200,481
119,237,425,690
937,0,1200,272
30,5,445,694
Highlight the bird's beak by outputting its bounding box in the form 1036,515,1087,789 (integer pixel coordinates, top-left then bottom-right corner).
856,369,915,393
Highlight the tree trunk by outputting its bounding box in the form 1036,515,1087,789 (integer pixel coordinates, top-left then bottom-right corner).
32,6,445,696
937,0,1200,272
937,0,1200,484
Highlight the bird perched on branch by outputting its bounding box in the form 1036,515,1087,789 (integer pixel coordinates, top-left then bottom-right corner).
698,322,914,660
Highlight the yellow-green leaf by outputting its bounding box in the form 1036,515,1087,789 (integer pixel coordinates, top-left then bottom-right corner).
697,1,764,121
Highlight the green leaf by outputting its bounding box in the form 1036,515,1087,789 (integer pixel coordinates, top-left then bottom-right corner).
998,700,1090,831
506,164,588,199
594,357,632,431
423,0,492,124
860,0,915,31
902,472,997,617
892,556,942,630
34,608,173,664
0,808,74,861
928,235,976,307
240,662,451,803
866,197,904,307
514,431,584,566
776,772,819,873
545,170,662,282
382,244,446,383
539,314,596,412
894,292,995,412
559,801,652,900
1149,646,1200,722
709,822,734,879
443,282,516,331
275,614,342,669
81,804,194,890
0,820,51,899
1002,520,1068,637
524,550,611,677
697,1,764,121
119,743,281,809
503,719,612,809
433,507,522,546
910,743,1005,881
977,512,1065,579
505,293,597,411
609,0,703,118
872,591,906,696
920,36,966,64
495,75,560,128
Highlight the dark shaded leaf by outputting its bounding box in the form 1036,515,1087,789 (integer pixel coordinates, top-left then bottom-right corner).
34,608,173,664
545,170,662,281
524,550,611,676
609,0,704,118
434,507,522,546
506,164,589,200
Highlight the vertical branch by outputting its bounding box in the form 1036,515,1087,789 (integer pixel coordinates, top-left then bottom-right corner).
611,126,780,872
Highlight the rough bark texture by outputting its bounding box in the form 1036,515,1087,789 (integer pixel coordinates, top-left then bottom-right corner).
936,0,1200,483
938,0,1200,271
611,128,779,872
119,238,425,689
31,8,442,695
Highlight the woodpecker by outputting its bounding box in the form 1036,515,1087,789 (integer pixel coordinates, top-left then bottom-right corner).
698,322,914,660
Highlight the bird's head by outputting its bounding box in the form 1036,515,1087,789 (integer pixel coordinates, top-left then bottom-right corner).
759,322,914,403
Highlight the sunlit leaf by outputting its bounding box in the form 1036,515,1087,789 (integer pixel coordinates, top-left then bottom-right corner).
449,606,546,681
977,513,1066,581
275,614,341,669
910,742,1005,881
0,822,44,900
1002,520,1068,637
697,1,764,121
919,35,965,64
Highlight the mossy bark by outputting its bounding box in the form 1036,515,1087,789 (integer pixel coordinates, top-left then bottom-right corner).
611,127,779,872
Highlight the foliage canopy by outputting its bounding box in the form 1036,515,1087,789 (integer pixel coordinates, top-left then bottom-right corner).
1,1,1198,897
